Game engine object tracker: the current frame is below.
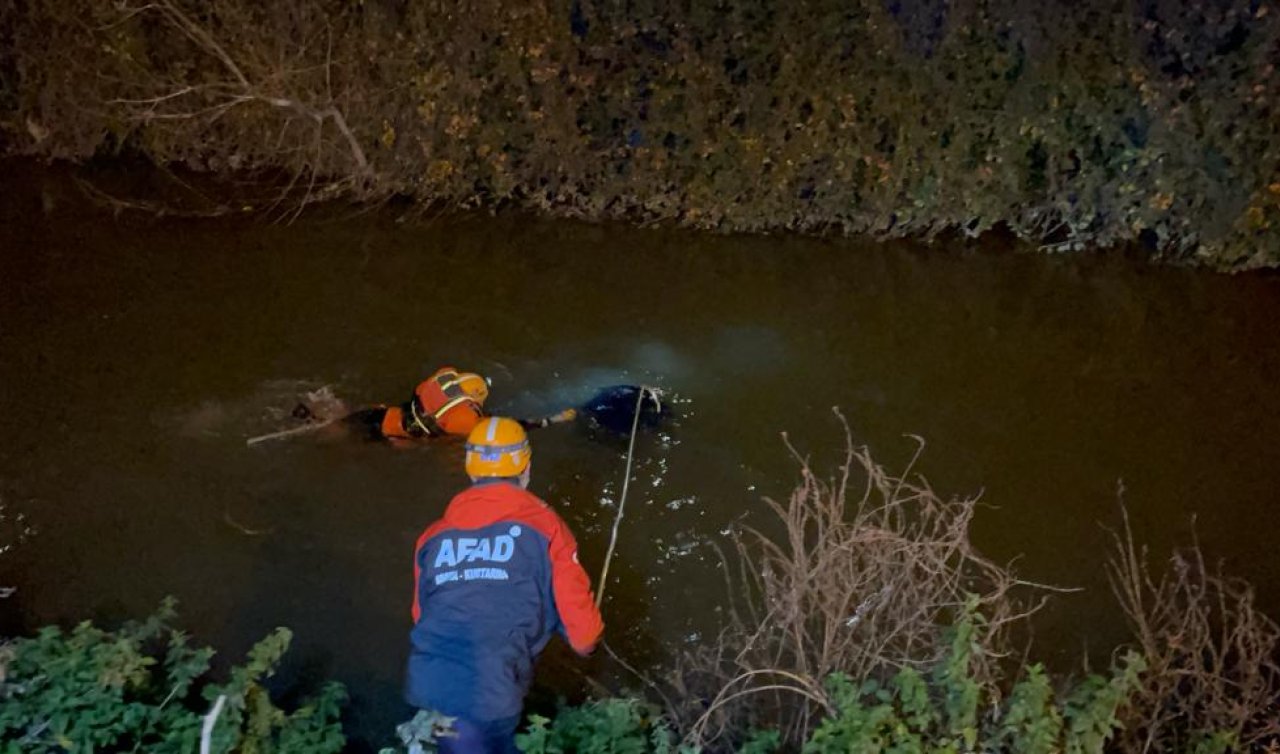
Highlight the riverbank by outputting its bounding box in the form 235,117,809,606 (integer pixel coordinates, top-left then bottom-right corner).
5,158,1280,747
3,440,1276,752
2,0,1278,269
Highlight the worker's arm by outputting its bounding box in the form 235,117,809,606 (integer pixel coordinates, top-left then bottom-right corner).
547,514,604,655
517,408,578,431
410,526,433,623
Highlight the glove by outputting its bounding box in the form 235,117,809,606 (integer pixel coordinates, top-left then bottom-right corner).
548,408,578,424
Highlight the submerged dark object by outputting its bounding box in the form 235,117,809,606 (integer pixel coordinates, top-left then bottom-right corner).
580,385,668,434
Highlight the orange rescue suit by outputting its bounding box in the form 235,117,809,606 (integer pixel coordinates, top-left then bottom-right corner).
381,367,485,439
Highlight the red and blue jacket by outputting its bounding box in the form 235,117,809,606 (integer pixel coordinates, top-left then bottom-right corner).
407,480,605,721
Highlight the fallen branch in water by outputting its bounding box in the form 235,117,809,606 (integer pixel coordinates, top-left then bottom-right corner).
74,176,241,218
245,417,337,447
222,509,274,536
246,385,346,446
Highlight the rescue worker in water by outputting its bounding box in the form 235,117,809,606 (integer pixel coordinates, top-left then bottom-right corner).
348,367,574,441
407,417,604,753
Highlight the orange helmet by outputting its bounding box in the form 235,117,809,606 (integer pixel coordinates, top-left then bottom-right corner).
465,417,531,478
453,371,490,405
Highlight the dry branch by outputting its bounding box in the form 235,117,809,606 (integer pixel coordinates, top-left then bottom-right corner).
101,0,375,214
669,410,1045,750
1107,505,1280,752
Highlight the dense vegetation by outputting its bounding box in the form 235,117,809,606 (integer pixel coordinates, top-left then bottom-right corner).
0,604,1162,754
4,435,1277,752
1,0,1278,268
517,610,1149,754
0,599,345,753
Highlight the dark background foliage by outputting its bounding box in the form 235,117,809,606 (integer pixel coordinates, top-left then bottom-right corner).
1,0,1277,268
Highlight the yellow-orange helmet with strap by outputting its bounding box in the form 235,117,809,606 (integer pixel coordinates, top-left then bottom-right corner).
465,417,531,478
450,370,490,404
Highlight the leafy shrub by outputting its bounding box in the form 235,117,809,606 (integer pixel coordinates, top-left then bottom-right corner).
515,609,1146,754
517,698,681,754
0,598,346,754
804,617,1146,754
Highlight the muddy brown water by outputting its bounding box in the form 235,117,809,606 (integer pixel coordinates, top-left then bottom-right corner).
2,164,1279,750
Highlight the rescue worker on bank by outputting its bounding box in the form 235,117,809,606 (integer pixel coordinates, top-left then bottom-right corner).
407,417,604,753
346,366,574,442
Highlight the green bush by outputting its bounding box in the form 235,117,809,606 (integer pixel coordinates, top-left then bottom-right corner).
517,698,683,754
803,621,1146,754
0,598,346,754
516,609,1147,754
1,0,1277,268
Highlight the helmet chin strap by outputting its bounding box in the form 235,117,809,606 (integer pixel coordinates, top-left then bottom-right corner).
467,462,532,489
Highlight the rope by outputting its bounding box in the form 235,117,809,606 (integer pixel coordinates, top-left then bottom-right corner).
595,386,652,608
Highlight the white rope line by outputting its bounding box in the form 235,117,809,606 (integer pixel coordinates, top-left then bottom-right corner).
200,694,226,754
595,386,655,608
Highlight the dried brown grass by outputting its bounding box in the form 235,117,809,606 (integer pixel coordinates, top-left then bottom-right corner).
1107,505,1280,753
666,412,1048,750
612,421,1278,752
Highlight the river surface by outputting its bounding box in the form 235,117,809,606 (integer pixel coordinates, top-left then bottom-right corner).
2,165,1279,750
